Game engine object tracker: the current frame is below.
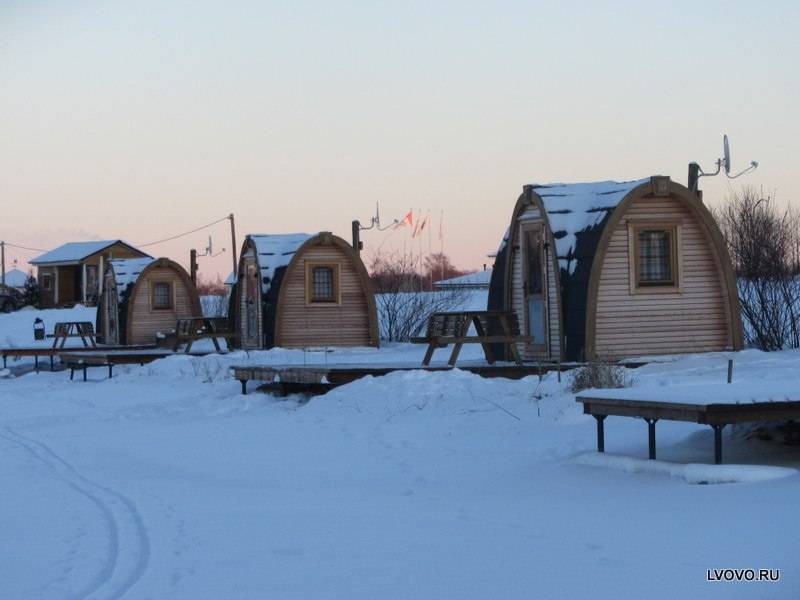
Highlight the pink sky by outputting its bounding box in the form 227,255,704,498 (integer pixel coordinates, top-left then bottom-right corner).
1,2,797,280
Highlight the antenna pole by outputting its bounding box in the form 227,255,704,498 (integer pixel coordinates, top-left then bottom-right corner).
190,249,198,284
229,213,237,276
352,220,361,254
688,162,701,193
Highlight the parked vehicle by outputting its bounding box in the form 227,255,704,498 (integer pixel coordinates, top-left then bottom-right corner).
0,285,23,313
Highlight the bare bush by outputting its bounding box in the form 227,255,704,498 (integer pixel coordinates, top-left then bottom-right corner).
201,294,230,317
369,251,469,341
712,187,800,350
570,361,632,393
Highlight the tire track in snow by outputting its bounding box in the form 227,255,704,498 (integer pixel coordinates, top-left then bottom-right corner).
0,427,150,600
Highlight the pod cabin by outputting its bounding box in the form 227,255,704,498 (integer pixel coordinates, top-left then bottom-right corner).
488,176,743,362
234,232,379,349
97,257,202,345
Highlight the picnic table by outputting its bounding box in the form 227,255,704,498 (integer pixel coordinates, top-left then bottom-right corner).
174,317,236,353
48,321,97,348
411,310,532,366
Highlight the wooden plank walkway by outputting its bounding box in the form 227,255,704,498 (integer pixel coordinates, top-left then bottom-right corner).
60,348,217,380
232,362,577,396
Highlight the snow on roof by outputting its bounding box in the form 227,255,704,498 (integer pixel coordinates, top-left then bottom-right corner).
534,178,648,274
224,271,237,285
249,233,312,295
30,240,146,265
109,257,156,302
3,268,29,288
435,269,492,287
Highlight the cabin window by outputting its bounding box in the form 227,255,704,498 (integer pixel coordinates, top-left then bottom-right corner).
41,273,53,291
521,224,547,347
152,281,173,310
630,223,681,291
305,263,340,304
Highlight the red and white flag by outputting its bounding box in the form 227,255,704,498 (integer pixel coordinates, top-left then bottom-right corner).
395,209,413,229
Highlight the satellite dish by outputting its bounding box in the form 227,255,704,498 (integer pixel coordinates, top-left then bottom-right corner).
723,134,731,175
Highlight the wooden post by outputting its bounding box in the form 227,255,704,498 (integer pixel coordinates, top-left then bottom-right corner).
727,359,733,384
1,241,5,287
190,249,198,284
351,220,361,254
229,213,237,278
688,162,701,193
81,263,87,304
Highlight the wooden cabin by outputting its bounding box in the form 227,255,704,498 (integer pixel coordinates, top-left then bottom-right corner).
234,232,379,349
97,257,202,345
488,176,743,362
30,240,149,308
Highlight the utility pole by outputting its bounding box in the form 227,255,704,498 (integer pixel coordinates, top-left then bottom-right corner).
229,213,237,277
1,241,5,287
190,249,198,284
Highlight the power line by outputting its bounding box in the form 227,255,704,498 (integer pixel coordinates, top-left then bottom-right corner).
137,215,231,248
3,242,48,253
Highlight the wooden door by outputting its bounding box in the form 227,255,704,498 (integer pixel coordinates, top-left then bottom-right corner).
241,256,261,348
522,225,548,351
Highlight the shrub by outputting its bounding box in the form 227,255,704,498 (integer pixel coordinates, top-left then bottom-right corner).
570,361,632,393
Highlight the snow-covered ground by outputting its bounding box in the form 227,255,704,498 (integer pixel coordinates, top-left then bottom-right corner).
0,308,798,598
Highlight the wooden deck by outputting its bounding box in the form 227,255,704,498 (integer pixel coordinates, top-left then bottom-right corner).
60,348,216,380
1,345,158,371
577,394,800,464
232,361,577,396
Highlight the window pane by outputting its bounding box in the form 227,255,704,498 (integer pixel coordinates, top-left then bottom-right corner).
312,267,334,302
153,282,171,308
638,230,673,284
525,229,543,295
528,298,545,342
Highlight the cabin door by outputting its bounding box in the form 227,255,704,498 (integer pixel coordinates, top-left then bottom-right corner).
522,225,547,351
242,256,261,348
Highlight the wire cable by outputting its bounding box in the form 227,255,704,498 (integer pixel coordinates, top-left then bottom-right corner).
3,242,48,253
137,216,230,248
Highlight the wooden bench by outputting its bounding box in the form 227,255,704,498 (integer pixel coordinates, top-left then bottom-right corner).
48,321,97,348
411,310,532,366
174,317,237,353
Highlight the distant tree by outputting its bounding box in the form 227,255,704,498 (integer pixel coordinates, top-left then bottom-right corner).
423,252,468,285
367,250,468,341
22,276,39,308
196,274,226,296
712,186,800,350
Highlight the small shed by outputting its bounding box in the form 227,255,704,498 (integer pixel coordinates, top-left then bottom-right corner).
234,232,379,349
31,240,150,308
97,257,202,345
434,269,492,291
488,176,742,362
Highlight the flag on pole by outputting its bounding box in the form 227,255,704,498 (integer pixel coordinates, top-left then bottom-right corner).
415,214,429,237
395,209,413,229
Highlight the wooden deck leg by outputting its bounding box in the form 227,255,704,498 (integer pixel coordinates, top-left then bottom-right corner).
645,418,658,460
35,355,39,372
712,424,725,464
422,343,436,366
241,379,248,395
594,415,606,452
108,364,113,379
50,355,55,370
83,366,87,382
448,343,464,366
70,367,74,381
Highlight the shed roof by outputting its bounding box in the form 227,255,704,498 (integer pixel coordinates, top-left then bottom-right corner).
435,269,492,287
248,233,312,296
532,179,648,274
30,240,148,265
3,268,29,288
109,257,156,302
